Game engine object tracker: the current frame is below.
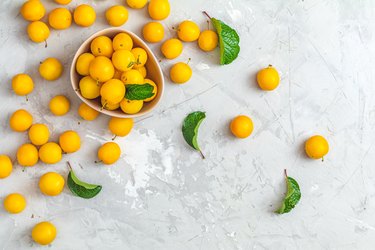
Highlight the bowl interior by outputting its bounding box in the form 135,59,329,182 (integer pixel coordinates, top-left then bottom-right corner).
70,28,164,118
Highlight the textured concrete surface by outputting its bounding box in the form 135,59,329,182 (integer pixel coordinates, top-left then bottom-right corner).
1,0,374,249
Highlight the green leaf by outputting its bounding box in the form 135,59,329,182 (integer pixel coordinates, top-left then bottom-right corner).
276,170,301,214
211,17,240,65
67,168,102,199
125,83,154,100
182,111,206,158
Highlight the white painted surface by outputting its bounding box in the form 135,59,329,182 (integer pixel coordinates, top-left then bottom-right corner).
0,0,373,249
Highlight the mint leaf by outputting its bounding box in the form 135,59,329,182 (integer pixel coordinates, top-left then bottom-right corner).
67,166,102,199
125,83,154,100
211,18,240,65
276,170,301,214
182,111,206,158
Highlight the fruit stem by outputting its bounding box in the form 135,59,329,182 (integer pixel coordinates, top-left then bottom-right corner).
112,135,117,141
67,161,73,171
187,58,191,65
284,169,288,178
199,150,205,159
202,11,212,20
322,157,324,162
44,40,48,48
25,96,29,102
94,160,102,164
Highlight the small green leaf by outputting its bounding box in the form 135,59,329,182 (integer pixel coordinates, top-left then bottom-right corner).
211,18,240,65
182,111,206,158
125,83,154,100
67,167,102,199
276,170,301,214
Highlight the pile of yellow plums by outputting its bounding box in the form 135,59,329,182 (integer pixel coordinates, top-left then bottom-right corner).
75,32,158,114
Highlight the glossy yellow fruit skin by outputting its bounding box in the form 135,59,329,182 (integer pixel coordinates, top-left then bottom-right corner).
0,155,13,179
177,20,200,42
89,56,115,82
230,115,254,139
78,103,99,121
21,0,45,21
29,124,50,146
32,222,57,245
39,142,62,164
76,53,95,76
109,118,134,137
73,4,96,27
90,36,113,58
79,76,101,99
98,142,121,165
198,30,218,52
59,130,80,153
39,172,65,196
48,8,72,30
170,62,192,84
49,95,70,116
143,79,157,102
101,98,120,111
12,74,34,96
112,50,135,72
10,109,33,132
17,144,39,167
127,0,148,9
142,22,164,43
121,70,144,84
39,58,63,81
27,21,50,43
3,193,26,214
256,65,280,91
131,48,147,68
161,39,183,59
136,66,147,78
105,5,129,27
120,98,143,114
100,79,126,105
54,0,71,4
305,135,329,160
112,33,133,51
148,0,170,20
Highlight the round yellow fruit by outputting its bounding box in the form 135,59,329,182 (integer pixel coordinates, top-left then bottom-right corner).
59,130,80,153
142,22,164,43
17,143,39,167
170,62,192,84
177,20,200,42
76,53,95,76
78,103,99,121
90,36,113,58
131,47,147,68
256,65,280,91
3,193,26,214
32,222,57,245
101,98,120,111
148,0,170,20
198,30,218,52
305,135,329,160
54,0,71,4
230,115,254,139
127,0,148,9
48,8,72,30
39,142,62,164
79,76,101,99
21,0,45,21
27,21,50,43
29,124,50,146
0,155,13,179
73,4,96,27
89,56,114,82
49,95,70,116
112,32,133,51
136,66,147,78
112,50,135,72
100,79,126,105
109,117,134,137
143,79,157,102
39,58,63,81
39,172,65,196
121,69,144,84
12,73,34,96
98,142,121,165
161,39,183,59
105,5,128,27
120,98,143,114
9,109,33,132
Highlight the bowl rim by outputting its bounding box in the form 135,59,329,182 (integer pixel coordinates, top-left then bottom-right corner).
70,27,164,118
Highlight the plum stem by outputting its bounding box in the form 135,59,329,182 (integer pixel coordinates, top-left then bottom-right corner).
202,11,212,19
199,150,205,159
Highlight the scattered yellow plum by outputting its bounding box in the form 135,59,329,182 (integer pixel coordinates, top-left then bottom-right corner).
142,22,164,43
17,143,39,167
73,4,96,27
48,8,72,30
161,38,183,59
97,142,121,165
230,115,254,139
3,193,26,214
256,65,280,91
198,30,218,52
12,73,34,96
21,0,46,21
39,142,62,164
177,20,200,42
0,155,13,179
9,109,33,132
27,21,50,44
32,222,57,246
39,172,65,196
148,0,170,20
29,124,50,146
105,5,129,27
39,58,63,81
49,95,70,116
59,130,81,153
108,117,134,138
305,135,329,160
78,102,100,121
127,0,148,9
170,62,192,84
